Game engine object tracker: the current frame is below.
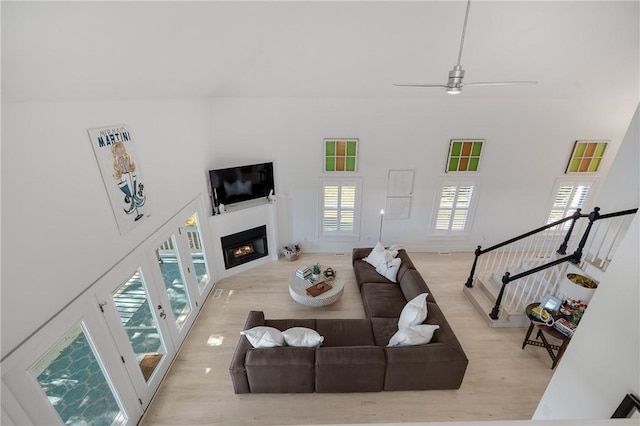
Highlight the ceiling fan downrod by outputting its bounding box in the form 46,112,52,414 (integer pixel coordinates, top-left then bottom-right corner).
456,0,472,67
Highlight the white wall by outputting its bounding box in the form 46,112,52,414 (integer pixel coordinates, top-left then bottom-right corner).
533,104,639,420
1,95,637,372
594,105,640,211
209,97,636,253
534,214,639,419
1,99,212,358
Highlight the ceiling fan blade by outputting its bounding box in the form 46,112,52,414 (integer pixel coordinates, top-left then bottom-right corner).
464,81,538,87
393,83,448,88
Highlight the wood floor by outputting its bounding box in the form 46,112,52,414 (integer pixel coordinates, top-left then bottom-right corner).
140,252,557,425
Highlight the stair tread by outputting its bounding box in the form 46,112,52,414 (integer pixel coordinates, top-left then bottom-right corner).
464,284,530,328
463,286,511,327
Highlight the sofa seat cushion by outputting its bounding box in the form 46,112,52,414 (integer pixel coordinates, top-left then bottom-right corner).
245,347,315,393
383,342,468,391
370,317,400,346
315,346,386,392
370,302,449,346
353,259,394,287
360,283,407,318
316,319,375,347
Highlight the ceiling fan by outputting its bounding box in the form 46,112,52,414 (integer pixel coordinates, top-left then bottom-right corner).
394,0,537,94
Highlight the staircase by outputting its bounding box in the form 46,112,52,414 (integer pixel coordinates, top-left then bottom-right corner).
463,207,637,327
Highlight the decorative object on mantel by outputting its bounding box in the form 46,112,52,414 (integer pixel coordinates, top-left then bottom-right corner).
88,125,150,235
283,244,300,261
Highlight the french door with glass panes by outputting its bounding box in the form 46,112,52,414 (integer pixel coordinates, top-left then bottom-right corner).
2,299,144,425
1,199,215,423
149,229,199,344
95,211,212,405
95,253,178,409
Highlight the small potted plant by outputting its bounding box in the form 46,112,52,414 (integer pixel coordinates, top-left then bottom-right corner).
311,263,321,280
283,244,300,261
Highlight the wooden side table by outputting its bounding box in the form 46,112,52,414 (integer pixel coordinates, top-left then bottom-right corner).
522,303,572,369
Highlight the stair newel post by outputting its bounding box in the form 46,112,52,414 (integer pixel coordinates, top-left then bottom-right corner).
489,272,510,320
465,245,482,288
557,208,582,255
571,207,600,264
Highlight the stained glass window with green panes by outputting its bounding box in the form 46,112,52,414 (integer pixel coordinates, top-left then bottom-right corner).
565,141,608,173
446,139,484,172
325,139,358,172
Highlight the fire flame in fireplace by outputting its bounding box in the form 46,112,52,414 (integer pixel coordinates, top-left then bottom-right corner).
233,244,254,258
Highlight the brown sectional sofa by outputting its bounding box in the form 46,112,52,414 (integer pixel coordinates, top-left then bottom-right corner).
229,248,468,393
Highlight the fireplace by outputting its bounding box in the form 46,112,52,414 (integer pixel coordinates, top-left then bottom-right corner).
221,225,268,269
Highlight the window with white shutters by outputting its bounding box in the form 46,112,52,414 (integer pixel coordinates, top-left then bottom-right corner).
433,181,476,234
546,180,594,230
320,179,361,238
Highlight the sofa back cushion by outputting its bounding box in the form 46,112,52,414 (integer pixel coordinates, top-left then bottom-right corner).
353,259,391,287
399,270,436,303
395,250,416,282
360,282,407,318
353,248,417,287
265,318,317,331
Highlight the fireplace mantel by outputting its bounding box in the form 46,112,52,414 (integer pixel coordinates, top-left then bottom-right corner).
208,201,278,280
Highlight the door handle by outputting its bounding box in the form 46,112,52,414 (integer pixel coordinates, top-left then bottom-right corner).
157,305,167,319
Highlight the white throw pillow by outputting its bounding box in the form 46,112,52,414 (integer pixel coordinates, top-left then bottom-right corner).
364,242,398,268
398,293,429,329
240,326,284,348
375,257,402,282
388,324,440,347
282,327,324,348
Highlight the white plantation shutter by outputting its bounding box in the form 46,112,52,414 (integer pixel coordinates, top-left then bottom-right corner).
547,182,592,230
339,185,356,232
321,179,361,237
323,185,339,232
435,182,475,232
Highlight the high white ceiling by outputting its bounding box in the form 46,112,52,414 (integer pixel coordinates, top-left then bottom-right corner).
2,1,638,103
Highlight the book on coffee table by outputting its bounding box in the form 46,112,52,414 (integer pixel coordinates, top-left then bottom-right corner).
306,281,333,297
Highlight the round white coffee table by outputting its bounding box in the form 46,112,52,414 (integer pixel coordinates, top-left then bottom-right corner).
289,271,344,307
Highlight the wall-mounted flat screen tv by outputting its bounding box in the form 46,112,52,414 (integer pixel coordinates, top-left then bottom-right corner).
209,162,274,207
